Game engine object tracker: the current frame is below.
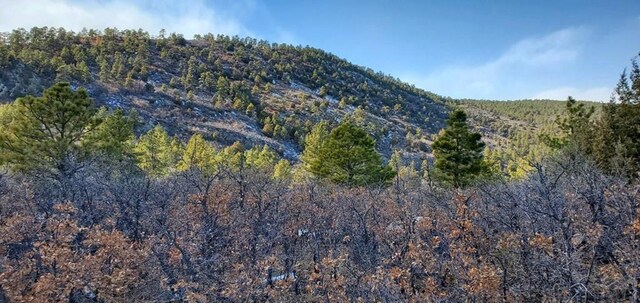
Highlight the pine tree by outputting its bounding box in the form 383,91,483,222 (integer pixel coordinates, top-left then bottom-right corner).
232,96,246,110
76,61,92,83
273,159,292,180
111,52,125,80
593,55,640,177
125,70,135,87
300,120,329,172
541,97,594,151
178,133,218,175
245,103,256,116
219,141,245,170
302,120,395,186
182,56,198,89
84,108,137,160
199,71,216,91
217,76,230,100
244,145,277,169
134,125,183,177
432,110,487,188
0,83,98,178
55,64,74,82
98,58,110,82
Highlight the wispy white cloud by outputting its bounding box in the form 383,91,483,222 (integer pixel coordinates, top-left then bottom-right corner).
0,0,253,38
400,27,590,100
532,86,611,102
274,28,298,45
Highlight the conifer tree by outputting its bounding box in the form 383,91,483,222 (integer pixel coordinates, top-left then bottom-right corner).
84,108,137,160
273,159,292,180
0,83,98,178
432,110,486,187
593,57,640,177
217,76,230,101
302,120,395,186
541,97,594,151
134,125,183,177
111,52,125,80
98,58,110,82
178,133,218,175
76,61,92,83
55,64,74,82
300,120,329,172
245,103,256,116
244,145,277,169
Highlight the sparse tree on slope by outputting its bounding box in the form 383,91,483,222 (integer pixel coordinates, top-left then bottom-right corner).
300,120,329,172
177,133,218,175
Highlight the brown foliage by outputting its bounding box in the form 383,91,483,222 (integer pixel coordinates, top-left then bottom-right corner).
0,157,639,302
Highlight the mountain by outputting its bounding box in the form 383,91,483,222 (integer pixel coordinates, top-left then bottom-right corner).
0,27,455,161
0,27,598,162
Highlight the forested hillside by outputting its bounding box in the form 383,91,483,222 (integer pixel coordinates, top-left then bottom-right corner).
451,99,602,179
0,27,449,160
1,27,640,302
460,99,601,137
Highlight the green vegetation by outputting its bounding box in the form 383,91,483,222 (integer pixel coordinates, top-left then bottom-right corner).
134,125,183,177
0,27,449,155
540,97,595,151
178,133,218,174
454,98,600,179
432,110,487,187
593,62,640,177
302,120,395,186
0,83,132,179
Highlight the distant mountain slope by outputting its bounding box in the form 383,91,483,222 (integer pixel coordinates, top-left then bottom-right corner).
455,99,602,142
0,27,451,160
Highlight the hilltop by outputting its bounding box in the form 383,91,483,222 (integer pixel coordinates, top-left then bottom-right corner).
0,27,456,161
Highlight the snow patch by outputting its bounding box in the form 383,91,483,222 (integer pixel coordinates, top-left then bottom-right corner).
264,271,296,284
282,143,299,160
297,229,316,237
325,95,337,104
290,81,313,94
105,95,125,108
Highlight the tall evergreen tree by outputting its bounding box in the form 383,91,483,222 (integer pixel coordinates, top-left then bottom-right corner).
302,120,395,186
432,110,486,187
178,133,218,175
593,54,640,177
216,76,230,102
244,145,277,169
0,83,98,179
84,108,137,160
300,120,329,172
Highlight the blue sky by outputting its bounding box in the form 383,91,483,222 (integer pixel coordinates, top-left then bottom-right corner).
1,0,639,101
